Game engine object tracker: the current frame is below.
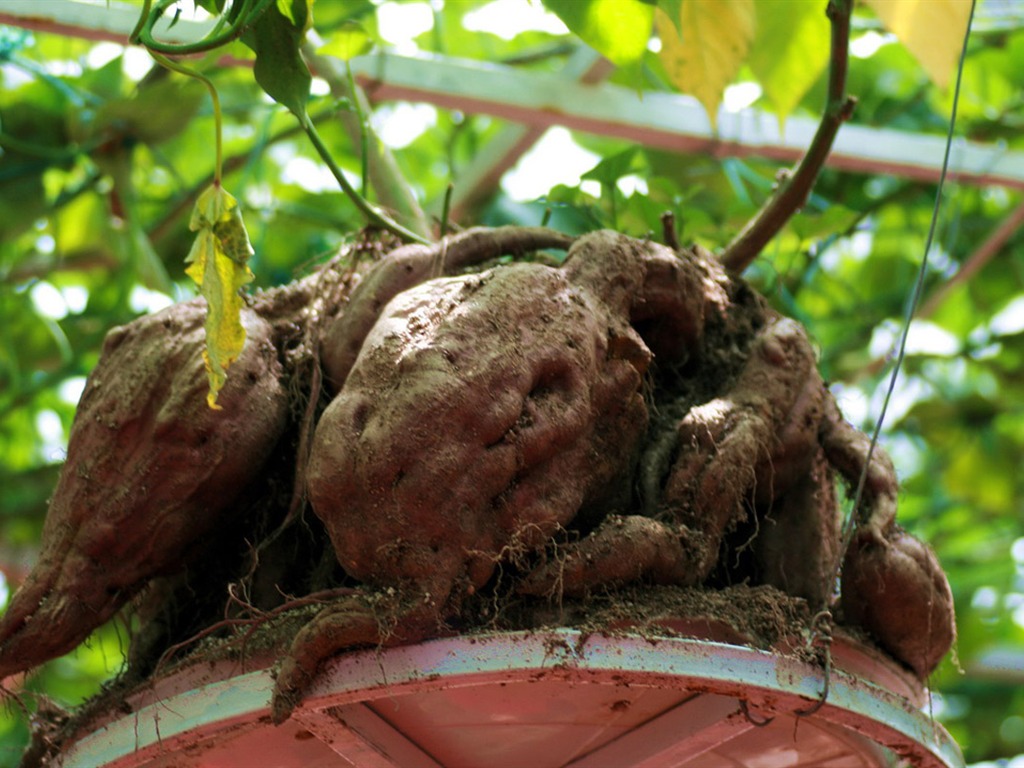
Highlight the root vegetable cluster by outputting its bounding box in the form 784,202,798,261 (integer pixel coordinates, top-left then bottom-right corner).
0,226,955,732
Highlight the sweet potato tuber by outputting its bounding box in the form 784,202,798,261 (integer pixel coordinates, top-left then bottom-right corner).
319,226,574,393
309,261,651,602
277,232,701,716
0,301,289,680
841,525,956,677
0,225,957,730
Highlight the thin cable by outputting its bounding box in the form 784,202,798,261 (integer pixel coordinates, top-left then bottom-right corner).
841,1,977,545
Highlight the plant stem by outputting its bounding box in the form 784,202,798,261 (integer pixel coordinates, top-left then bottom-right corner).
150,52,223,185
133,0,276,56
344,59,370,198
303,44,432,240
148,113,340,243
720,0,855,275
300,115,431,245
440,183,454,238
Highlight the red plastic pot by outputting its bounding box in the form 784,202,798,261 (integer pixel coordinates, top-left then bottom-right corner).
60,626,962,768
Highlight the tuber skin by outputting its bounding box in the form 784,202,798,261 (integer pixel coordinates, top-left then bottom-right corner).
516,514,698,596
521,316,846,609
822,394,957,677
319,226,574,393
273,231,707,720
665,317,837,596
273,229,956,718
0,301,289,681
841,525,956,678
515,254,954,678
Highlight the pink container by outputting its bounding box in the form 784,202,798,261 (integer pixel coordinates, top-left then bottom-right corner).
61,630,962,767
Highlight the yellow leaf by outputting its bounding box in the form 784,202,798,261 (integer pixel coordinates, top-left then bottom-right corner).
546,0,654,68
748,0,830,125
656,0,755,127
863,0,971,88
213,204,255,266
185,185,255,408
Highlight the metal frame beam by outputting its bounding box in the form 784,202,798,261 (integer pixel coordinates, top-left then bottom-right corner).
0,0,214,45
350,52,1024,190
2,0,1023,192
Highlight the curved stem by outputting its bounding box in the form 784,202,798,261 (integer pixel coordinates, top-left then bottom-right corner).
720,0,855,275
128,0,153,43
344,59,370,198
301,115,431,245
149,52,223,185
440,183,454,238
148,112,343,243
302,44,432,239
134,0,276,56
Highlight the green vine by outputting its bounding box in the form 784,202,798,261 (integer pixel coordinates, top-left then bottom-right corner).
130,0,277,55
345,60,370,199
300,115,430,245
147,52,224,185
130,0,431,245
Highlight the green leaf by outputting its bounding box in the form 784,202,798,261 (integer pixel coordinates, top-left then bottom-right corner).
581,147,642,187
655,0,682,33
318,20,374,61
277,0,314,33
748,0,830,124
789,204,859,241
0,87,71,241
655,0,755,127
193,0,226,14
241,0,312,118
185,185,255,408
543,0,654,67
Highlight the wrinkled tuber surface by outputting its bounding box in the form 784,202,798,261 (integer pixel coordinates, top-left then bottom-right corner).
519,316,844,608
311,262,650,593
273,229,954,718
0,301,288,680
320,226,574,392
276,231,700,718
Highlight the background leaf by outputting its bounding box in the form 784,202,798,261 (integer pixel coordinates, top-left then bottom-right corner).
318,20,374,62
242,0,312,118
655,0,755,126
96,77,205,145
863,0,973,88
543,0,653,67
747,0,830,123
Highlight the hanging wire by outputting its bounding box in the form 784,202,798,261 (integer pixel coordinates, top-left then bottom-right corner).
839,0,978,552
802,1,978,720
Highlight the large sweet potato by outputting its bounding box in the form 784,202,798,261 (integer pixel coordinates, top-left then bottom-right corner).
319,227,574,393
0,301,289,679
308,261,651,603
